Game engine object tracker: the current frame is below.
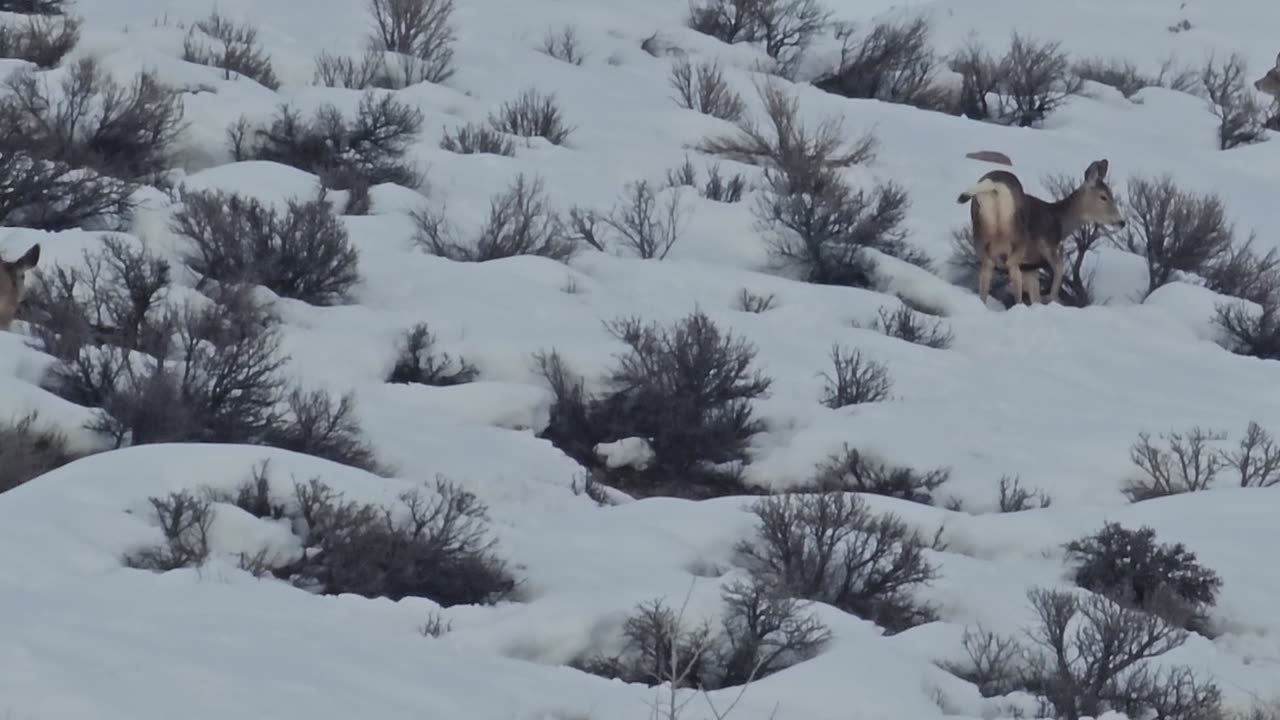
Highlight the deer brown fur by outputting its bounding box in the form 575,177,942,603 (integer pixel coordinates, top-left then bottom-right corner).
1255,52,1280,97
957,160,1125,307
0,243,40,331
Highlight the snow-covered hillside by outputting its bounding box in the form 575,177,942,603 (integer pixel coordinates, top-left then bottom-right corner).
2,0,1280,719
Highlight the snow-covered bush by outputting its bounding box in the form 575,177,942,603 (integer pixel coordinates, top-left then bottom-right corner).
813,16,950,111
181,10,280,89
950,31,1084,127
0,13,79,67
386,322,479,386
0,412,79,493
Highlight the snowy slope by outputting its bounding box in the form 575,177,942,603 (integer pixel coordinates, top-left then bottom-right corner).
2,0,1280,719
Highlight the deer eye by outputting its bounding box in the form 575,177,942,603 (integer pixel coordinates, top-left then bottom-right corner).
1100,194,1110,201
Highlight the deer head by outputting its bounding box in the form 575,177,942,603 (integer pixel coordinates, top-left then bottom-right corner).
1256,53,1280,97
0,243,41,330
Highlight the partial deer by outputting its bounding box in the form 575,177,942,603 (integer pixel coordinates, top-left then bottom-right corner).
0,243,40,331
1255,52,1280,97
957,159,1125,307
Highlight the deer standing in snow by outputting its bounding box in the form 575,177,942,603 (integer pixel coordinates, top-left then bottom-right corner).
956,159,1126,307
1256,53,1280,98
0,243,40,331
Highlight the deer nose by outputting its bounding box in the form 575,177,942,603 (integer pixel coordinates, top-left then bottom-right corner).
1116,220,1127,228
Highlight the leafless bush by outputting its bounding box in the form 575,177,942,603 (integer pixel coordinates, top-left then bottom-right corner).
0,0,67,14
870,305,953,349
387,322,479,385
487,88,573,145
938,624,1023,698
997,475,1051,512
736,288,776,313
806,444,949,505
1,57,185,184
814,17,949,111
601,180,686,260
230,91,423,190
669,58,746,122
819,345,891,408
0,412,80,493
123,491,213,571
536,311,772,498
1223,421,1280,488
737,490,938,633
1215,299,1280,360
312,49,396,90
366,0,456,84
414,173,578,262
950,32,1084,126
0,151,134,230
540,25,584,65
1072,55,1197,98
1202,236,1280,306
439,121,515,156
1113,175,1235,296
1201,53,1267,150
181,11,279,89
0,13,78,67
1124,426,1226,501
664,156,747,203
688,0,831,74
263,388,385,474
172,188,361,305
1065,522,1222,632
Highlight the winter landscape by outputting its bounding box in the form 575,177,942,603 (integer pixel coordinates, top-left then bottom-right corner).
1,0,1280,718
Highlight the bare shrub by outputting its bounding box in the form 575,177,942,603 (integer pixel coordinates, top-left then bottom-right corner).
0,151,135,230
231,91,423,190
814,17,949,111
736,288,776,313
0,412,79,493
1065,522,1223,632
1021,588,1216,720
737,490,937,633
414,173,578,262
688,0,831,74
387,322,479,385
0,13,78,68
263,388,385,475
1215,299,1280,360
487,88,573,146
536,310,772,498
669,58,746,122
938,625,1023,698
0,0,67,13
950,32,1084,126
601,180,686,260
1111,175,1235,296
181,11,279,89
807,445,949,505
1,57,185,184
366,0,456,84
540,25,583,65
312,49,396,90
1201,53,1267,150
1072,56,1197,98
819,345,891,407
665,156,747,203
1223,421,1280,488
1202,236,1280,306
123,491,213,571
870,305,953,349
1124,427,1225,501
172,188,361,305
439,121,515,156
996,475,1051,512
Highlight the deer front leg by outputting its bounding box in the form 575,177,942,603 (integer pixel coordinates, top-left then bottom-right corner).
1046,254,1065,304
1023,268,1042,305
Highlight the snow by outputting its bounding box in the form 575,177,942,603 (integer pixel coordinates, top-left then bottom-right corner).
3,0,1280,718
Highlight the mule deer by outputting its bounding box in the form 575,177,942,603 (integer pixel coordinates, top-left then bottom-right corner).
0,243,40,331
957,159,1125,307
1256,53,1280,97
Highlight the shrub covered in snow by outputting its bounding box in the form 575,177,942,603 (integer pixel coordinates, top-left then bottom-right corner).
949,31,1084,127
181,11,280,89
0,412,79,493
0,12,79,68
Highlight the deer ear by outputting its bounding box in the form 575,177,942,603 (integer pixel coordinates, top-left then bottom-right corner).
12,243,39,271
1084,159,1108,183
1274,51,1279,69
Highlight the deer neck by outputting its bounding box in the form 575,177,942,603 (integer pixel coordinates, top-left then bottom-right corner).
1054,189,1090,239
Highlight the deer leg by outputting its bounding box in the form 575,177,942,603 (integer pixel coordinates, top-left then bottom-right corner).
977,253,995,306
1007,259,1025,307
1047,254,1066,304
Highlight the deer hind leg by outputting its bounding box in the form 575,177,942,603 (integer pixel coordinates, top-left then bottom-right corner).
1023,268,1042,305
977,253,995,306
1046,253,1066,304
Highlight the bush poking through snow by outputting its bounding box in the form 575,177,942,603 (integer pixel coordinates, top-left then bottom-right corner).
1,57,185,185
0,152,134,230
487,88,573,146
1223,421,1280,488
386,323,479,386
124,491,213,572
1200,53,1268,150
819,345,892,408
737,490,938,633
938,625,1024,698
1124,427,1225,501
312,49,397,90
600,180,687,260
1114,175,1236,296
263,388,386,475
576,579,830,690
687,0,831,74
0,412,79,493
1064,522,1223,632
950,32,1084,127
669,58,746,122
536,311,772,498
414,173,579,262
540,25,584,65
438,122,516,156
870,305,954,349
1215,299,1280,361
366,0,457,85
735,288,776,313
230,91,423,191
1072,56,1196,98
0,13,79,67
1202,237,1280,307
172,188,361,306
0,0,66,12
181,11,280,89
664,157,747,204
996,475,1052,512
813,17,950,111
805,446,950,505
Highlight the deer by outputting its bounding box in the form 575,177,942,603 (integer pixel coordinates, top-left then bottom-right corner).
956,159,1126,307
1256,53,1280,97
0,243,40,331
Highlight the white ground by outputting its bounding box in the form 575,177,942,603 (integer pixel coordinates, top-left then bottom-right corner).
2,0,1280,718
